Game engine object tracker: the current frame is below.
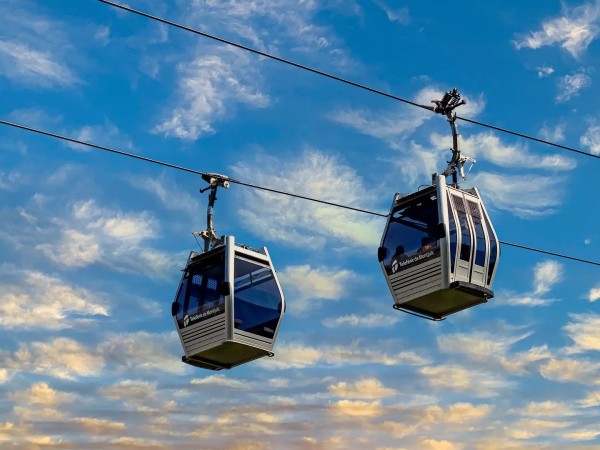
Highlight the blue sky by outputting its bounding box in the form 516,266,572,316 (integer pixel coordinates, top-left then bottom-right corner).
1,0,600,448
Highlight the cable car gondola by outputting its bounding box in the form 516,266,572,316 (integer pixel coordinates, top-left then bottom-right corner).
172,174,286,370
378,89,500,320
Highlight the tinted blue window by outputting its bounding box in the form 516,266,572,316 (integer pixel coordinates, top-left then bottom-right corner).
484,214,498,284
174,251,225,328
447,201,457,273
233,256,282,339
382,190,440,274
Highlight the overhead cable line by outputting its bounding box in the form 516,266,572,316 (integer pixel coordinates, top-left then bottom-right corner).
2,118,599,267
97,0,600,161
500,241,600,267
0,119,386,218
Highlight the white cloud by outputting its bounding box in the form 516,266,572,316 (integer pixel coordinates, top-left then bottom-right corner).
536,65,555,78
514,1,600,58
419,439,463,450
0,171,24,191
186,0,348,59
539,123,565,143
563,313,600,353
329,399,383,418
0,270,109,330
330,87,484,150
35,199,180,277
329,377,396,399
556,72,592,102
508,418,574,440
231,149,383,250
561,427,600,441
578,390,600,407
99,331,186,375
419,364,511,397
4,337,105,380
516,401,576,417
279,265,354,312
533,260,563,295
191,374,247,389
0,3,80,88
71,417,126,434
430,132,576,170
322,313,400,328
373,1,410,25
0,40,78,87
100,380,158,402
437,329,551,374
539,357,600,383
7,382,77,412
130,174,201,219
501,261,563,307
471,172,565,218
64,122,133,152
589,286,600,302
261,341,430,370
95,26,110,45
154,48,268,140
580,122,600,155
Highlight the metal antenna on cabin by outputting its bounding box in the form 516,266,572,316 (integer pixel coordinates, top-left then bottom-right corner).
195,173,230,252
430,88,475,187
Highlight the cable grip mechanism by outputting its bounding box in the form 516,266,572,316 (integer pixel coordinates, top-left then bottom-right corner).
194,173,230,252
430,88,476,187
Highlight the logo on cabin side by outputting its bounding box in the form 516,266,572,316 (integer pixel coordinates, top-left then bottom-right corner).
183,314,190,327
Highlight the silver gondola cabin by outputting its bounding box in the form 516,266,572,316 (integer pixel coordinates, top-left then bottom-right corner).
172,175,285,370
378,89,500,320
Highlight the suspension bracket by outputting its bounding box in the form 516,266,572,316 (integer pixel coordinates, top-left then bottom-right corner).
431,88,475,187
195,173,230,252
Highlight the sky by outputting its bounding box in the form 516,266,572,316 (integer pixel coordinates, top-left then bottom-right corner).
1,0,600,448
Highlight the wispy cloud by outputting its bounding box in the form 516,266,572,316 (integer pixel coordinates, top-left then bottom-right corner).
2,337,105,380
154,48,268,140
539,357,600,383
0,270,109,330
186,0,350,59
0,1,79,88
63,122,133,152
580,121,600,155
539,122,565,143
514,0,600,58
0,40,78,88
471,172,565,218
430,132,576,170
279,265,354,312
129,174,201,221
330,87,485,150
419,364,512,397
261,341,430,370
372,1,410,25
230,149,383,250
322,313,400,328
556,72,592,102
500,260,563,306
588,286,600,302
437,328,551,374
563,313,600,353
35,199,180,277
536,65,555,78
328,377,396,399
